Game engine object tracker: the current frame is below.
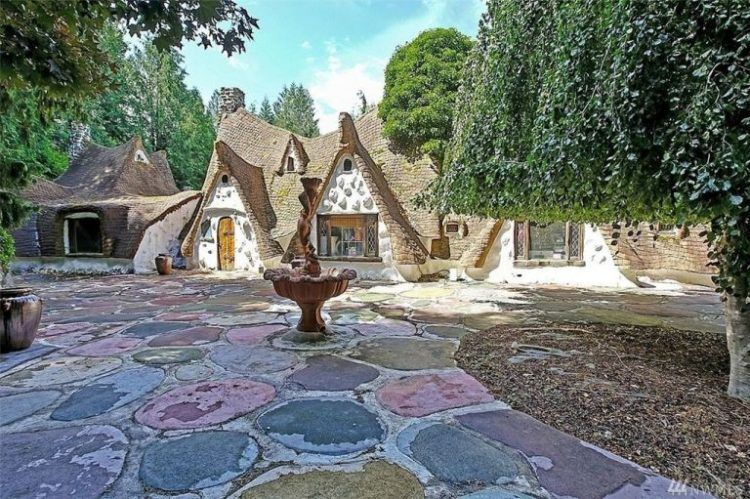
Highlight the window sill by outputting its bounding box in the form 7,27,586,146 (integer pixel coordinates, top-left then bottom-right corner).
513,259,584,268
318,256,382,263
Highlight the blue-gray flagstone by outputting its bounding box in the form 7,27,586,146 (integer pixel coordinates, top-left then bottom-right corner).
121,321,193,338
0,390,61,425
0,343,58,373
140,431,258,491
51,367,165,421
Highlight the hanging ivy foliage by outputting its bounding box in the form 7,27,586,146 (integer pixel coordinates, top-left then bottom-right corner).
433,0,750,301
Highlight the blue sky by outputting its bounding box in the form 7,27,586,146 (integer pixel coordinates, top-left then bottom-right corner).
181,0,485,133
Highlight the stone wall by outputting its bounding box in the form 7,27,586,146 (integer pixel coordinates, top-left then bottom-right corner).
599,223,714,275
218,87,245,116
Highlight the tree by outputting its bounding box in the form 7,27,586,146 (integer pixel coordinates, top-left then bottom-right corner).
434,0,750,399
0,0,259,269
272,83,319,137
258,96,275,123
379,28,473,170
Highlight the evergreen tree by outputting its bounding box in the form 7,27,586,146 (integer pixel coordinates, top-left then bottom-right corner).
258,96,275,123
272,83,319,137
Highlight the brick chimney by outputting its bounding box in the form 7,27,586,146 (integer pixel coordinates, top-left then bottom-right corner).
69,122,91,162
219,87,245,116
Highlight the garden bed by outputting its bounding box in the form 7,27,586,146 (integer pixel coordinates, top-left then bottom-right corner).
456,324,750,498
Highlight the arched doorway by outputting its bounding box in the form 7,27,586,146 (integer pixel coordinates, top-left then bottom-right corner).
217,217,235,270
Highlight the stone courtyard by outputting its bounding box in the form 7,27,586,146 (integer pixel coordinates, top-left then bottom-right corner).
0,273,722,498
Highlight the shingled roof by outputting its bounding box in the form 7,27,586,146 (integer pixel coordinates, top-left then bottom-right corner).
182,107,498,267
14,137,200,260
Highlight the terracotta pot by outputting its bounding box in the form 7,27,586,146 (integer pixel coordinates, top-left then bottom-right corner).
155,254,173,275
1,287,43,353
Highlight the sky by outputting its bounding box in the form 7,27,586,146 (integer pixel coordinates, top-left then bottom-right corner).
181,0,485,133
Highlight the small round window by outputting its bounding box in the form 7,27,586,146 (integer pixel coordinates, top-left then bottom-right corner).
343,158,353,172
221,174,229,184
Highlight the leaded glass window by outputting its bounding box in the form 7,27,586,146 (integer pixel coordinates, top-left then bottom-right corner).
514,221,583,261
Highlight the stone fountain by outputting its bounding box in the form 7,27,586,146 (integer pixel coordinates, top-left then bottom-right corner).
264,178,357,343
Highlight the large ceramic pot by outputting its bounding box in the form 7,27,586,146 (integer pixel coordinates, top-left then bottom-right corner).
155,254,173,275
1,287,43,353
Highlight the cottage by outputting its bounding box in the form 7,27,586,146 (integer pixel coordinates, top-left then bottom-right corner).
12,129,201,274
183,87,713,287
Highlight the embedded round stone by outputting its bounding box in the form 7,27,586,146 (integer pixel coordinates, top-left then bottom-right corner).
423,324,470,339
240,461,423,499
175,363,214,381
354,318,416,336
210,345,297,374
257,399,384,455
206,312,281,326
351,337,456,370
0,425,127,497
0,390,61,425
52,367,164,421
121,321,194,338
227,324,287,345
399,423,528,485
147,326,223,347
66,336,142,356
140,431,258,491
133,347,204,364
135,378,275,429
288,355,379,391
377,372,493,417
1,356,122,387
352,292,393,303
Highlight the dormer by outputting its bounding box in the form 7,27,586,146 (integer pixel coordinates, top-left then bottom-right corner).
134,149,150,164
278,134,309,175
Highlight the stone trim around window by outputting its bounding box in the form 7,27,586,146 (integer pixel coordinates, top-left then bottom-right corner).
513,221,584,264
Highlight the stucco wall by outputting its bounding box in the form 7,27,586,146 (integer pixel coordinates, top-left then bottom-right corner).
196,176,263,273
132,198,200,273
482,221,634,288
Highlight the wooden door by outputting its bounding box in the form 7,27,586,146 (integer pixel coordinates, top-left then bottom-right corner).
217,217,235,270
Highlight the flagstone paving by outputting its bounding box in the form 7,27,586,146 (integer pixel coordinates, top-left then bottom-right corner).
0,273,719,498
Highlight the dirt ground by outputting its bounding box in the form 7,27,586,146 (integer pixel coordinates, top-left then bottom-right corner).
456,324,750,498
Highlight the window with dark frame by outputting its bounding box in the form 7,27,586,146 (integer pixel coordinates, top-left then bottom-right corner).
67,216,102,254
317,214,378,258
287,156,295,172
514,221,582,261
445,222,460,234
343,158,353,172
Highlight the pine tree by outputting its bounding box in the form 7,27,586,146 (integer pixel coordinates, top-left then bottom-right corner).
258,96,275,123
272,83,319,137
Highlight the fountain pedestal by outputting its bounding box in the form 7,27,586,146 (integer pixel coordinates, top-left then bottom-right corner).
263,177,357,343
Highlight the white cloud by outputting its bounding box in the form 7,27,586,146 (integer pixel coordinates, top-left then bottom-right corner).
309,41,385,132
301,40,312,50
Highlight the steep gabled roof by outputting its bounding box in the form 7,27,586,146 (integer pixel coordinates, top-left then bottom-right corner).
26,136,179,202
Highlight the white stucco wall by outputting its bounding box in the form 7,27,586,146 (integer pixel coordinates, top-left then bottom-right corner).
480,221,635,288
133,197,200,273
196,176,262,273
312,155,402,281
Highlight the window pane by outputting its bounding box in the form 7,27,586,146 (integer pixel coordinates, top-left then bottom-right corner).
529,222,566,260
70,218,101,253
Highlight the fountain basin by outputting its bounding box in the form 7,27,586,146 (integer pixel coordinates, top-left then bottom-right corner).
263,268,357,337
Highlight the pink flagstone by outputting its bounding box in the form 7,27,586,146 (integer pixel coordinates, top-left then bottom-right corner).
152,295,200,306
226,324,287,345
38,322,93,337
135,379,275,429
376,372,494,417
66,337,143,357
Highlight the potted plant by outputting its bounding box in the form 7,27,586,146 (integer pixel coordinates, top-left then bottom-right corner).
155,253,173,275
0,229,43,353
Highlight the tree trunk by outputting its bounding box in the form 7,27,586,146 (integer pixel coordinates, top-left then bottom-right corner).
725,294,750,399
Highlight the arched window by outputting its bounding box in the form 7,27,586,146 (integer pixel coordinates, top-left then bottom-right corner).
343,158,353,172
221,174,229,184
287,156,295,172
